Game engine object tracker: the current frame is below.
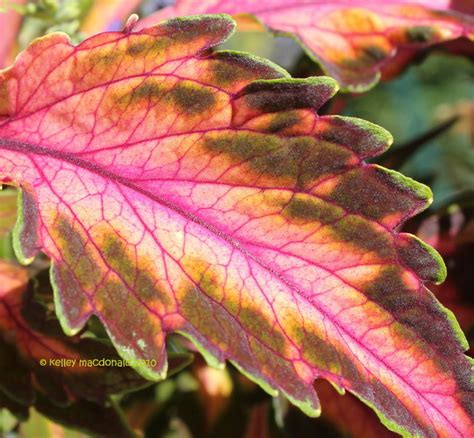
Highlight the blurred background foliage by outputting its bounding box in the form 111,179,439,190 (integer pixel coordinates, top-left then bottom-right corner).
0,1,472,437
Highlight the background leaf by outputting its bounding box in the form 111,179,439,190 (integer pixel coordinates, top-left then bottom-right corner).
0,189,17,238
0,260,164,435
0,0,26,68
343,52,474,209
138,0,474,90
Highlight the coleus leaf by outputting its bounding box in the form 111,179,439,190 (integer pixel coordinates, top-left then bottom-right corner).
0,260,191,436
414,207,474,353
31,396,134,438
312,380,398,437
0,15,472,437
0,260,150,406
244,402,271,438
193,358,233,427
138,0,474,91
0,0,25,68
0,189,17,237
276,380,397,437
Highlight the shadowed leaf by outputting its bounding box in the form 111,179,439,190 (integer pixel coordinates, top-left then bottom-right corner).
0,261,153,407
33,396,134,438
0,0,25,68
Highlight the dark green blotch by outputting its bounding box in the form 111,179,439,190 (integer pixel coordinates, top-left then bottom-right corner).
293,327,362,382
95,281,161,358
90,51,119,67
97,281,136,326
205,133,279,160
197,268,222,302
239,307,286,353
163,16,232,44
396,237,442,283
243,82,334,112
181,286,214,324
332,215,394,258
283,196,342,224
130,82,164,102
168,83,216,115
53,264,92,327
328,169,418,220
101,233,170,305
18,191,40,260
211,52,283,86
316,117,388,158
183,266,287,354
294,327,338,369
292,139,352,187
55,218,102,289
126,39,168,57
406,26,436,43
136,272,168,303
126,42,148,56
368,381,416,433
180,286,237,349
163,20,206,43
103,235,136,284
211,57,256,86
204,133,290,174
55,215,168,306
267,112,301,133
366,266,457,360
204,133,351,187
366,266,412,310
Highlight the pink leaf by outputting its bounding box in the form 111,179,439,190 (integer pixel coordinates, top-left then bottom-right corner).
0,0,25,68
138,0,474,90
0,15,472,436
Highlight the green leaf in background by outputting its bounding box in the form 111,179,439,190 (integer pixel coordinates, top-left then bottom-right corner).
0,189,16,260
18,407,87,438
343,53,474,209
0,189,16,238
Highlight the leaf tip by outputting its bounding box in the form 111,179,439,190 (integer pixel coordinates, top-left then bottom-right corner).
283,390,321,418
373,165,433,207
396,233,447,284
